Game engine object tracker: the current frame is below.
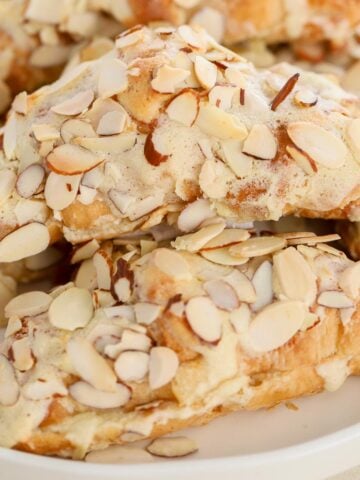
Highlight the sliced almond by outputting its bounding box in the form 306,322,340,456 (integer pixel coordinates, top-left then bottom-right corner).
287,234,340,246
251,261,273,312
153,249,191,280
202,228,250,250
0,223,50,262
49,287,94,331
185,296,222,342
98,58,128,98
147,436,198,458
134,303,162,325
97,110,127,136
60,119,96,144
93,250,113,290
23,375,68,401
173,222,225,252
70,381,130,408
32,124,60,142
249,301,306,352
242,124,277,160
144,130,169,166
230,303,251,334
105,330,152,359
204,279,239,311
71,239,100,264
47,144,103,175
12,92,28,115
5,291,52,318
51,90,94,116
209,85,236,110
286,145,316,175
75,258,98,290
293,89,318,107
201,247,249,266
178,25,206,49
86,446,153,464
151,65,190,94
114,351,150,382
16,164,45,199
196,104,247,140
108,190,135,215
127,194,164,221
230,236,286,258
115,29,144,49
177,199,214,232
11,337,34,371
149,346,179,390
44,172,81,211
273,247,317,306
0,355,19,406
287,122,347,169
67,338,117,392
194,56,217,90
0,169,16,205
166,91,199,127
338,262,360,299
224,270,256,303
317,291,354,309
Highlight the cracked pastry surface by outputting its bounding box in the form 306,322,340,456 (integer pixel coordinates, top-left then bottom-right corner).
0,230,359,459
1,25,360,263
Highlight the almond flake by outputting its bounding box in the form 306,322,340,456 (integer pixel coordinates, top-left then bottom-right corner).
347,119,360,161
51,90,94,116
75,259,98,290
149,346,179,389
12,92,28,115
173,222,226,252
242,124,277,160
185,296,222,342
224,270,256,303
230,236,286,258
201,247,249,266
0,223,50,262
60,119,96,144
287,122,347,169
249,301,306,352
209,85,236,110
70,381,130,409
202,228,250,250
44,172,81,211
71,239,100,264
196,104,247,140
108,190,135,215
23,375,68,401
86,446,153,464
286,145,316,175
105,330,151,359
338,262,360,299
116,29,144,49
293,89,318,107
115,351,150,382
151,65,190,94
287,234,340,246
251,261,273,312
67,338,117,392
5,291,52,318
32,124,60,142
93,250,113,290
12,337,34,371
177,199,214,232
78,185,97,205
134,303,162,325
0,355,19,406
194,56,217,90
49,287,94,331
147,436,198,458
166,91,199,127
97,110,127,136
178,25,206,49
16,164,45,198
98,58,128,98
153,249,191,280
204,279,239,311
47,143,103,175
144,130,169,166
0,169,16,205
273,247,317,306
317,291,354,309
230,303,251,334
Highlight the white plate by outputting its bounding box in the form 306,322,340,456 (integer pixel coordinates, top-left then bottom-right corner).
2,376,360,480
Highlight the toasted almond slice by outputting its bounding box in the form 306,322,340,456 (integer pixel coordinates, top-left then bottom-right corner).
51,90,94,116
177,199,214,232
0,169,16,205
287,234,340,246
0,223,50,262
5,291,52,318
60,119,96,143
249,301,306,352
153,249,191,280
105,330,152,359
317,291,354,308
115,29,144,49
127,194,164,221
194,56,217,90
78,185,97,205
276,231,315,240
151,65,190,94
32,124,60,142
286,145,316,175
230,236,286,258
178,25,206,49
204,279,239,311
86,445,153,464
173,222,225,252
251,261,273,312
149,346,179,389
202,228,250,250
338,262,360,299
44,172,81,211
293,89,318,107
0,355,19,406
75,258,98,290
166,90,199,127
242,124,277,160
134,303,162,325
316,244,345,257
71,239,100,264
49,287,94,331
12,337,34,371
201,247,249,266
93,250,113,290
70,381,130,408
98,58,128,98
287,122,347,169
114,351,150,382
97,110,127,136
209,85,236,110
67,338,117,392
273,247,317,306
185,296,222,342
5,317,22,338
113,278,131,303
196,104,247,140
224,270,256,303
47,143,103,175
147,436,198,458
23,375,68,401
16,164,44,198
12,92,28,115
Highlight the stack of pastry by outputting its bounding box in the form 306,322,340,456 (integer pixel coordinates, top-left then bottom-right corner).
0,1,360,462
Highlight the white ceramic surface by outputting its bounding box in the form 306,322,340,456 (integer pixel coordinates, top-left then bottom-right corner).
2,376,360,480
